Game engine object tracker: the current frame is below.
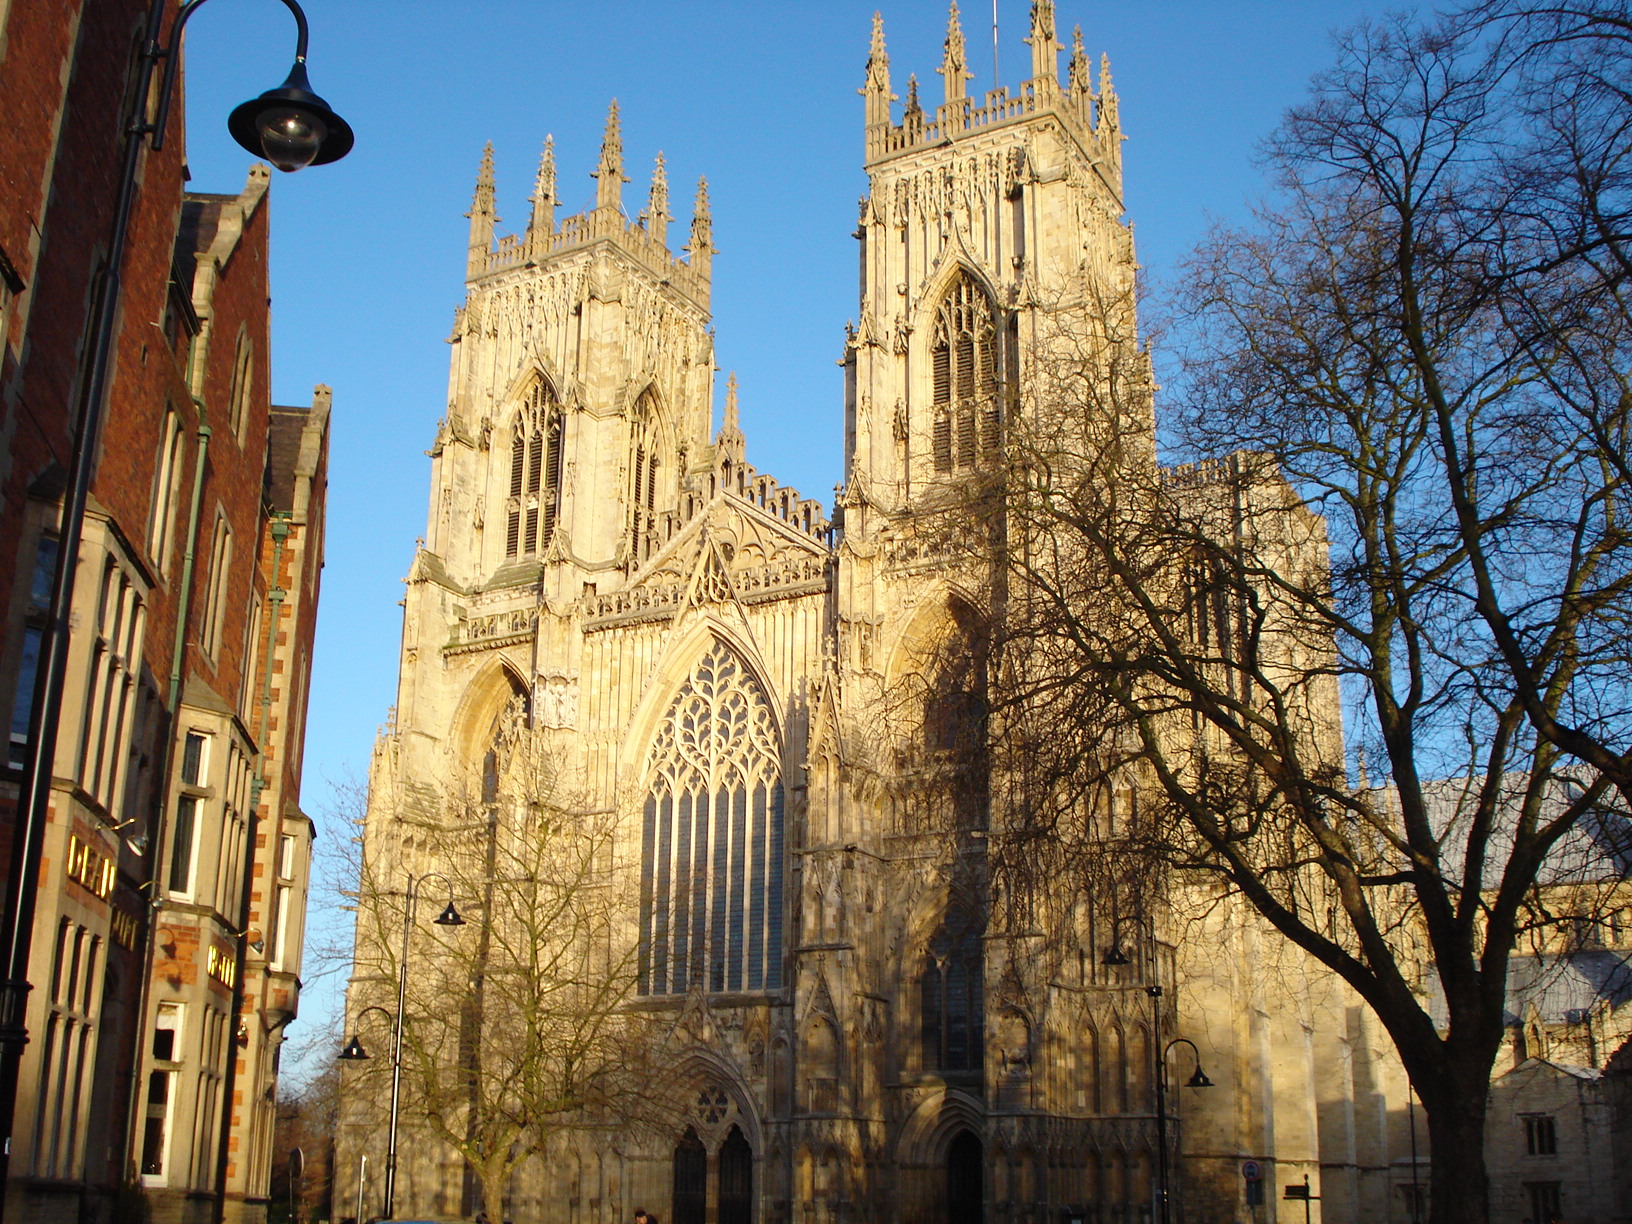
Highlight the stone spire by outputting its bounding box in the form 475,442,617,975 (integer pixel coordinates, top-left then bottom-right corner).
1026,0,1060,93
686,176,713,280
862,12,893,135
527,135,556,258
716,372,745,464
1067,25,1090,96
592,99,627,212
467,141,496,279
938,1,971,105
643,152,670,247
1098,52,1119,130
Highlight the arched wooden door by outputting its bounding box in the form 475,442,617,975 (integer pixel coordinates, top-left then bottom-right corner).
719,1125,753,1224
673,1127,707,1224
947,1129,984,1224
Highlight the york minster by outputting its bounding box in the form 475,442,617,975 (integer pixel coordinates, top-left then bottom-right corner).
339,6,1459,1223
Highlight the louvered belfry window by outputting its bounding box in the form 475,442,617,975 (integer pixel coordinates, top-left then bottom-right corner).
505,383,564,559
931,271,1002,472
639,638,785,996
628,391,661,560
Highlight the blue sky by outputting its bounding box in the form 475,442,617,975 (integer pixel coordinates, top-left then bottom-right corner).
178,0,1381,1063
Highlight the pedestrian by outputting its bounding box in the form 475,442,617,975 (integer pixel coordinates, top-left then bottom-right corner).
634,1209,658,1224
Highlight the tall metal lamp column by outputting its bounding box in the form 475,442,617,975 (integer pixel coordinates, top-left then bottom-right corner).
338,873,463,1220
1103,922,1212,1224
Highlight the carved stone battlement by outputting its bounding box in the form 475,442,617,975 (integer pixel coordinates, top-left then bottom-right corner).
870,78,1110,165
474,204,709,307
464,103,712,308
634,459,833,567
444,606,539,655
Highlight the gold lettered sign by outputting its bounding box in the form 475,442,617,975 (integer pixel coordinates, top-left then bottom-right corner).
109,906,139,950
65,835,115,900
205,943,239,989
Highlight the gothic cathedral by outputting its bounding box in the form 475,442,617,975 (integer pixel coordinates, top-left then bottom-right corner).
339,7,1416,1224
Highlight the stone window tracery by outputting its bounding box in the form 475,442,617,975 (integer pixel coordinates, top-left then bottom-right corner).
506,381,564,560
639,638,785,995
920,902,984,1074
930,271,1001,472
628,390,663,563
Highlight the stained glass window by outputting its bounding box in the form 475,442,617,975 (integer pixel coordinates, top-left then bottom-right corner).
640,638,784,995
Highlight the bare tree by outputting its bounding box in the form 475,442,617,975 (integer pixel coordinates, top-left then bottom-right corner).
345,713,659,1221
926,6,1632,1223
270,1057,340,1224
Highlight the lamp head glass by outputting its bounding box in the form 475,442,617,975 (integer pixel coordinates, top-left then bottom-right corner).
227,60,354,171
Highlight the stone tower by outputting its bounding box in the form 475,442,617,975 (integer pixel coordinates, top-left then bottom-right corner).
844,3,1139,516
338,10,1414,1224
427,102,716,604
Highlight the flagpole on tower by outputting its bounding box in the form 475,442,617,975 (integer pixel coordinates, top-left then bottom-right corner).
992,0,1000,91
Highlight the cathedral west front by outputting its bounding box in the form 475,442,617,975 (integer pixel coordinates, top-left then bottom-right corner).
337,7,1421,1223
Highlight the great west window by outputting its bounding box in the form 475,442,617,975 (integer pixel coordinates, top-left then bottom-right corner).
639,638,784,995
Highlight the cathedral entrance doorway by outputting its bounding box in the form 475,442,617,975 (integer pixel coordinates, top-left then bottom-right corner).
947,1130,984,1224
719,1125,753,1224
674,1128,707,1224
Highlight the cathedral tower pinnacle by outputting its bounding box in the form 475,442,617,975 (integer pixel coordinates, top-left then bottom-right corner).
1026,0,1061,95
1067,25,1091,109
1098,51,1119,130
687,176,713,280
593,99,627,212
526,135,556,259
467,141,496,279
862,12,894,159
938,1,971,105
716,372,745,465
644,152,670,247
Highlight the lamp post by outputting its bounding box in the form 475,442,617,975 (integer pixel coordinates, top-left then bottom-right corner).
1103,920,1212,1224
0,1,351,1213
1153,1030,1213,1224
338,874,463,1220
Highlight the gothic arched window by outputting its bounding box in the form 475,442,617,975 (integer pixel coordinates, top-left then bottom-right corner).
921,902,984,1073
506,381,564,560
930,271,1002,473
628,390,663,561
639,638,785,995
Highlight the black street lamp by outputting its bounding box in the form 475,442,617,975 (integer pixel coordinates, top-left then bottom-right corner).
338,874,463,1221
1154,1028,1214,1224
1101,919,1213,1224
0,3,351,1214
1100,912,1143,970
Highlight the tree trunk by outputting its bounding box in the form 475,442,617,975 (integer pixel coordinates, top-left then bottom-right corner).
478,1161,508,1224
1422,1075,1492,1224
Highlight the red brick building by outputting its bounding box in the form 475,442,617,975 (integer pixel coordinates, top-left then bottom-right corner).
0,5,329,1221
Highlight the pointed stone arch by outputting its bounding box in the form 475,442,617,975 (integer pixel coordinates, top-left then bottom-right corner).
911,259,1009,479
915,254,1003,337
450,656,531,768
895,1087,986,1168
882,582,987,691
500,371,566,560
635,631,787,997
621,615,784,780
668,1048,765,1154
502,360,566,410
627,381,676,565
